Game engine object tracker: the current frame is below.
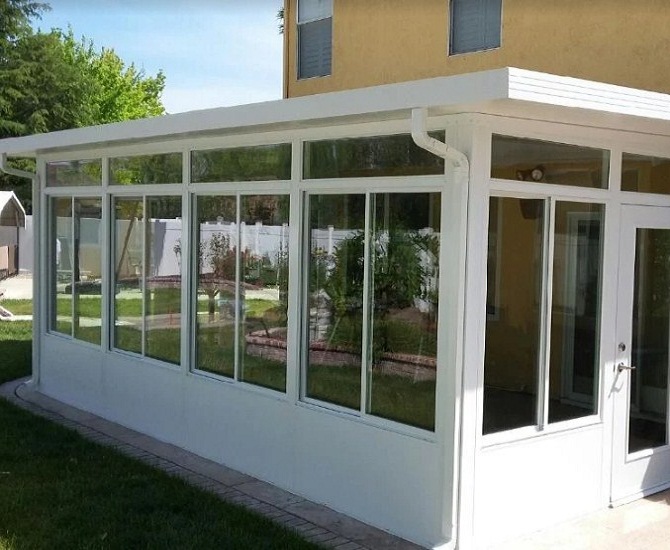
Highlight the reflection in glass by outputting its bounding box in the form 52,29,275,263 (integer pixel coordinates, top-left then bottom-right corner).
51,198,73,334
145,197,182,365
629,229,670,453
195,196,238,378
113,198,144,355
110,153,182,185
548,202,603,423
239,196,290,391
191,144,291,183
305,194,365,410
46,159,102,186
72,198,103,345
491,135,609,189
367,193,440,431
304,133,445,179
622,153,670,195
484,197,544,434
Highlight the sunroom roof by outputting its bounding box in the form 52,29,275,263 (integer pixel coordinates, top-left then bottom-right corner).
2,67,670,157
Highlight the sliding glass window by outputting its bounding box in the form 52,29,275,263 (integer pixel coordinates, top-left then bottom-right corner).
112,196,182,364
49,197,103,344
304,191,441,431
194,194,290,392
483,197,604,435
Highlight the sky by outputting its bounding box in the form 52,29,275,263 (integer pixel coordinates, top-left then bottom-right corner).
35,1,285,114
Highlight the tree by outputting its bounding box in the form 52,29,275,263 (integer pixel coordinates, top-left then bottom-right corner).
0,4,167,211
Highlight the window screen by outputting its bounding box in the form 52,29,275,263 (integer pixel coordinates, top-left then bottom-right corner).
450,0,502,55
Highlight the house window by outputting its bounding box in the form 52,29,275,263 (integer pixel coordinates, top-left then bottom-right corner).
46,159,102,187
110,153,182,185
304,191,441,431
112,196,183,365
622,153,670,195
297,0,332,79
483,197,604,435
194,194,290,392
191,144,292,183
449,0,502,55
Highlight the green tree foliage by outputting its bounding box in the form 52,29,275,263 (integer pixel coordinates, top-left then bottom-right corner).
0,0,166,210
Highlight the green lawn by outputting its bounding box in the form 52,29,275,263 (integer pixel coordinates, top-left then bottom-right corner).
0,324,320,550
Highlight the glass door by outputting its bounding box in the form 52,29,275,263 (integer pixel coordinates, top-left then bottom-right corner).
612,205,670,503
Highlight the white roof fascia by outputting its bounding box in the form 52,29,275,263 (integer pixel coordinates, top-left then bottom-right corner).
0,69,510,158
3,67,670,158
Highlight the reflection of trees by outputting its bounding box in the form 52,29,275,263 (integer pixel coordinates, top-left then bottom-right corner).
110,153,182,185
321,225,438,360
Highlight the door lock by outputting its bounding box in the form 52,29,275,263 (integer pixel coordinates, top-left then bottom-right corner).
617,362,637,373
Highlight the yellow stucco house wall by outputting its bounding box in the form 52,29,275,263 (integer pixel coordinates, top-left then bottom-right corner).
284,0,670,98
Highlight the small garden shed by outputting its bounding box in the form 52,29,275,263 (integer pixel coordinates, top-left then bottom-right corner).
1,68,670,548
0,191,26,279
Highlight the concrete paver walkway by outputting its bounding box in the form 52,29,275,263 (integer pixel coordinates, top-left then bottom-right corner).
0,377,420,550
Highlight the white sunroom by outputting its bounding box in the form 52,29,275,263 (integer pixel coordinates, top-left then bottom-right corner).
2,68,670,549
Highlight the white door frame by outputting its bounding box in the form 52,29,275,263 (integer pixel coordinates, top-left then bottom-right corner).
611,204,670,505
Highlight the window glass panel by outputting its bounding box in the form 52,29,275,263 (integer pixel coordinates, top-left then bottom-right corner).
304,133,445,179
72,198,102,345
191,144,291,183
629,229,670,453
491,135,610,189
46,159,102,187
484,197,545,434
298,0,332,21
195,196,238,378
113,198,144,354
239,195,290,392
51,197,73,335
305,194,366,410
298,18,332,79
110,153,182,185
622,153,670,195
450,0,502,55
548,202,603,423
145,197,182,365
368,193,440,431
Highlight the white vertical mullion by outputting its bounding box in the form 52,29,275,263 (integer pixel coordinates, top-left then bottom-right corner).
70,197,76,337
141,196,147,356
360,192,372,416
179,188,190,373
286,138,303,402
101,190,111,352
233,195,241,380
538,198,556,430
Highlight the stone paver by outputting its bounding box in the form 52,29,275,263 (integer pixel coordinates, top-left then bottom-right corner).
0,377,420,550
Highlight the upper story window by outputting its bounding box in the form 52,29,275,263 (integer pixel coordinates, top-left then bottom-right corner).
297,0,332,79
449,0,502,55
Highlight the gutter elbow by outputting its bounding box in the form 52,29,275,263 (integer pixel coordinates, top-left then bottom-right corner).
411,108,469,173
0,153,37,181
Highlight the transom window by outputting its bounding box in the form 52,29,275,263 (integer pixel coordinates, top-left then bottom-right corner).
297,0,333,79
449,0,502,55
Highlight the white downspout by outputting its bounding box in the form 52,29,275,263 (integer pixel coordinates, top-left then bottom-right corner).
0,152,41,389
411,108,469,550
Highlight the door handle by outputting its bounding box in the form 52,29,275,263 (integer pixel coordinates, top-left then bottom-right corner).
617,362,637,373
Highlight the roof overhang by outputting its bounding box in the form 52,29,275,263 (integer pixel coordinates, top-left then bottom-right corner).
2,67,670,158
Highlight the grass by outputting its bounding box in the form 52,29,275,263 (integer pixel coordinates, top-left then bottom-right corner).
0,323,321,550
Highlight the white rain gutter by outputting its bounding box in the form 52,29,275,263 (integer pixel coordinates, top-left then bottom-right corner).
411,107,469,550
411,107,469,173
0,152,41,389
